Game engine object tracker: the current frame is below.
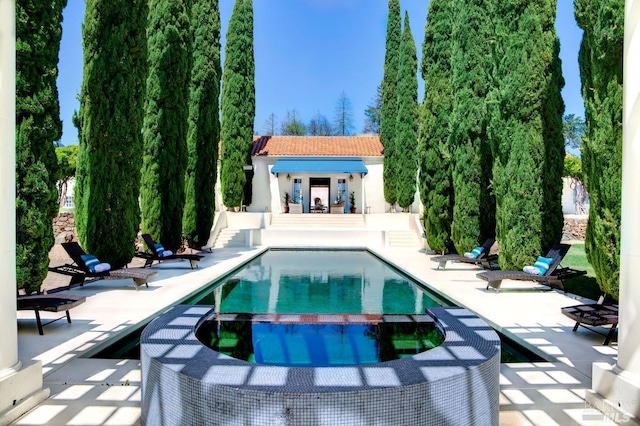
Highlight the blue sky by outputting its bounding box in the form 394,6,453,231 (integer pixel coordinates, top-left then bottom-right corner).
57,0,584,147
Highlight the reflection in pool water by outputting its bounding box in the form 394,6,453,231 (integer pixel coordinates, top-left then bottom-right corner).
190,249,448,315
195,313,444,367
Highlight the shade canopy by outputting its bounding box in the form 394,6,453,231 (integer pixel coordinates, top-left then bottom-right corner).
271,159,368,175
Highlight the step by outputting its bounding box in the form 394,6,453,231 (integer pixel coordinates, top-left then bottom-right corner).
270,214,365,229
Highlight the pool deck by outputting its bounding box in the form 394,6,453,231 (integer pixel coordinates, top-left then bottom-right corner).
13,244,623,426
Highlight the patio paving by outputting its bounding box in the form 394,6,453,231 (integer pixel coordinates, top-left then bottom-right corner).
12,243,624,426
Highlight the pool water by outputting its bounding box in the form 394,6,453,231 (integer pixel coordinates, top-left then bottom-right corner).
90,249,544,363
195,313,444,367
188,249,448,314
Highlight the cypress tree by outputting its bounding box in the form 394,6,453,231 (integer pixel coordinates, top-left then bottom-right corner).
394,12,419,209
419,0,454,254
220,0,256,209
183,0,222,248
488,0,565,269
448,0,495,254
141,0,191,251
16,0,66,294
575,0,623,299
381,0,401,209
75,0,148,267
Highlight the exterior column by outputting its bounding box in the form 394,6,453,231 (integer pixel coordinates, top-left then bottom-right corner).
588,0,640,422
0,0,19,381
0,1,48,423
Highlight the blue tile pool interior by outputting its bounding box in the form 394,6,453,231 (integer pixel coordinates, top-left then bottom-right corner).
90,249,543,363
195,313,444,367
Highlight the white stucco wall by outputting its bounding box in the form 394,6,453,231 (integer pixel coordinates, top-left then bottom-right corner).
248,156,390,214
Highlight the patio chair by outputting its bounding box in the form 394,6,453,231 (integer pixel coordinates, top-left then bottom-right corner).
430,238,497,270
561,295,618,345
136,234,205,269
476,243,586,292
17,291,86,335
49,242,158,290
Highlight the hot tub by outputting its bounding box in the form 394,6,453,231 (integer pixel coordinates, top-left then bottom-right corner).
141,306,500,426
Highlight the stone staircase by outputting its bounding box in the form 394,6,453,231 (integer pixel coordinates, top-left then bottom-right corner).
212,213,422,249
213,229,246,248
270,213,366,229
387,230,422,249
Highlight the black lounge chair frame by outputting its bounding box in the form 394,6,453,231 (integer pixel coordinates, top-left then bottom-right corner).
561,299,618,345
476,243,586,292
136,234,205,269
49,242,157,290
17,293,86,335
430,238,497,270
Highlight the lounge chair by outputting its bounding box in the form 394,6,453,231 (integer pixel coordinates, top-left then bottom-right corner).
17,292,86,335
561,296,618,345
430,238,497,270
476,243,586,292
49,242,158,290
136,234,205,269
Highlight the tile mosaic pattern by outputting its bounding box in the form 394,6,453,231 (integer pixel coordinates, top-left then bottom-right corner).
141,306,500,426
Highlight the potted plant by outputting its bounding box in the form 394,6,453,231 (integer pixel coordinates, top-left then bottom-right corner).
349,192,356,213
283,192,290,213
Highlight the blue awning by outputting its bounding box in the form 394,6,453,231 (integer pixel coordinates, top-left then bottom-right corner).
271,159,368,175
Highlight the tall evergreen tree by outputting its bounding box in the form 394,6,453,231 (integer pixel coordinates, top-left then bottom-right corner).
381,0,401,209
183,0,222,248
220,0,256,209
333,91,355,136
448,0,495,254
16,0,66,293
141,0,191,251
575,0,623,299
75,0,148,267
419,0,454,254
394,12,419,209
363,84,382,135
488,0,565,269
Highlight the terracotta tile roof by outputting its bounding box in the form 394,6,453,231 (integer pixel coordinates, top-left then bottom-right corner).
252,135,383,157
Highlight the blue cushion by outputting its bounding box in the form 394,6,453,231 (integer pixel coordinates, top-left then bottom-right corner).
533,256,553,276
153,243,165,257
80,254,101,273
470,246,484,259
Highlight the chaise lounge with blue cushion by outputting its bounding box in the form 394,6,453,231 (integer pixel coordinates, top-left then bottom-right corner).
49,242,158,290
135,234,205,269
476,243,586,292
430,238,497,270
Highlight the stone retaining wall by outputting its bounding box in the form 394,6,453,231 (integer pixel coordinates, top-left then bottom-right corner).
53,212,76,243
562,215,588,242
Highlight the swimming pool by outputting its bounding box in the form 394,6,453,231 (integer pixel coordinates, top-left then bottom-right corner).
139,249,500,425
186,248,450,314
92,249,541,363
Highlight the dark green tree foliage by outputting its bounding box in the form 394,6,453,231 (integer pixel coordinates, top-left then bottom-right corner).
419,0,454,253
381,0,401,207
220,0,256,208
141,0,190,251
183,0,222,248
488,0,565,269
448,0,495,254
16,0,66,293
394,12,419,209
575,0,623,299
75,0,148,267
